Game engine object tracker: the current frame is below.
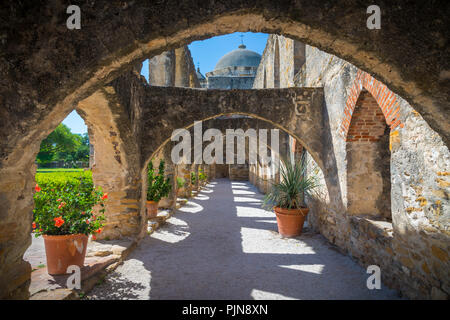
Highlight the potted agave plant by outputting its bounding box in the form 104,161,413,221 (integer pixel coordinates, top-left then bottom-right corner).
263,156,319,237
33,173,107,275
147,159,172,218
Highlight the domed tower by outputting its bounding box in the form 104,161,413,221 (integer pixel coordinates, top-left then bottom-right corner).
205,43,262,89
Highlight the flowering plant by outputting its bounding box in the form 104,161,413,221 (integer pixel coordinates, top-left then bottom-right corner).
32,171,107,238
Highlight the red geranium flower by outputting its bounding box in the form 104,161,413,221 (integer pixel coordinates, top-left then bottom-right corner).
92,235,97,241
95,228,103,234
85,219,90,224
57,198,62,202
35,184,41,192
54,216,65,228
102,193,108,200
81,211,85,215
32,222,36,229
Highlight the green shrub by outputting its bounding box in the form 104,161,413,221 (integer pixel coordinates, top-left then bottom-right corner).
198,169,207,181
190,172,196,185
176,176,185,189
33,170,106,237
147,160,172,202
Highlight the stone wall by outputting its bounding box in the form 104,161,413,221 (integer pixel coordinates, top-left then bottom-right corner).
1,1,449,300
252,34,450,299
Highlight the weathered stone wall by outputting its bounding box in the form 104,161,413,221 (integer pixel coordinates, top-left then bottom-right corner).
148,46,200,88
346,90,391,219
1,1,449,300
254,34,449,299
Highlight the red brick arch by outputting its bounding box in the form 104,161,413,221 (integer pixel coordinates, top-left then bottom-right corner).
340,70,404,139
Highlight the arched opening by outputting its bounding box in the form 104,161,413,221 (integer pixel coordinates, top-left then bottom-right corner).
1,4,448,299
143,112,330,216
24,110,91,272
346,90,391,221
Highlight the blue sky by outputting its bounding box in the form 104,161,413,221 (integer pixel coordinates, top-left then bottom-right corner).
63,32,269,134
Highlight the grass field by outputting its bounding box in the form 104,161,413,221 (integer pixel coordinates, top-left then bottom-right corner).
37,168,86,173
35,169,92,185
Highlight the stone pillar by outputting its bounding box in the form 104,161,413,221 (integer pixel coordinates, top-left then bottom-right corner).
88,127,95,169
148,50,175,87
0,163,34,299
158,143,177,209
174,47,191,88
194,164,199,191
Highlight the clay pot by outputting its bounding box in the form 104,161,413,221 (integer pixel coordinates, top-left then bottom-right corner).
146,200,159,218
274,207,309,237
43,234,88,275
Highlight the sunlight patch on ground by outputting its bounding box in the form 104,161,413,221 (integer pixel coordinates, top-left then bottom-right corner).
233,196,262,203
254,219,277,224
230,185,250,190
88,259,151,300
250,289,297,300
278,264,325,274
150,217,190,243
235,206,271,218
240,227,316,254
178,201,204,213
232,189,256,195
193,194,210,200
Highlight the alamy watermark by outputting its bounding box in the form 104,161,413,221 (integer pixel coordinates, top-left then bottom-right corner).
171,121,280,170
367,5,381,29
366,265,381,289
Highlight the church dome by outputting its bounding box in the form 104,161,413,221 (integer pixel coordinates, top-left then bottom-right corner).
214,44,261,70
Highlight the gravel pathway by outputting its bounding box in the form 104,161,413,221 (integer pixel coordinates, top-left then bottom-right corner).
86,179,401,300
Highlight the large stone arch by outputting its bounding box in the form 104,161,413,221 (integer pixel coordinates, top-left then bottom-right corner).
1,1,448,299
1,2,448,171
76,88,143,240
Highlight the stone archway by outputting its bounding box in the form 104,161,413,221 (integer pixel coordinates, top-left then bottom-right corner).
345,90,391,220
0,1,449,299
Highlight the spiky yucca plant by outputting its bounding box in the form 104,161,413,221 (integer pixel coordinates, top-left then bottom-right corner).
263,156,320,212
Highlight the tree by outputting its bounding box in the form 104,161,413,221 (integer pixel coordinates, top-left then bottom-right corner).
36,124,81,164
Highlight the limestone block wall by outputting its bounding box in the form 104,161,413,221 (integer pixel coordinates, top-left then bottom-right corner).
148,46,200,88
252,35,450,299
229,164,249,181
299,45,449,299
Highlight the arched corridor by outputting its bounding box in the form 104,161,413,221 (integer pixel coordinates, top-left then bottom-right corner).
86,179,399,300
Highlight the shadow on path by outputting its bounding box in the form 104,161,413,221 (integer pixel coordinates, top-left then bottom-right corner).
87,179,401,300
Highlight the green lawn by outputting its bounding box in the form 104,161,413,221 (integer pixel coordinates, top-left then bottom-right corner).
37,168,86,173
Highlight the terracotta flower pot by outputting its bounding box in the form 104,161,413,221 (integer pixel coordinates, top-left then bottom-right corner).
43,234,88,275
274,207,309,237
146,200,159,218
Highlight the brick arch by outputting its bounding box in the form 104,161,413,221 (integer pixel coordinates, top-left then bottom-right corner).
345,90,391,219
340,70,405,139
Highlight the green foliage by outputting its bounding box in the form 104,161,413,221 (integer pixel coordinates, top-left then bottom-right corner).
176,176,185,189
198,169,207,181
33,170,107,236
147,160,172,202
36,125,90,164
263,156,320,210
190,172,196,185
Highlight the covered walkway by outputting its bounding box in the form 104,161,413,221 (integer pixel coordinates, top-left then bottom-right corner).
86,179,400,300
